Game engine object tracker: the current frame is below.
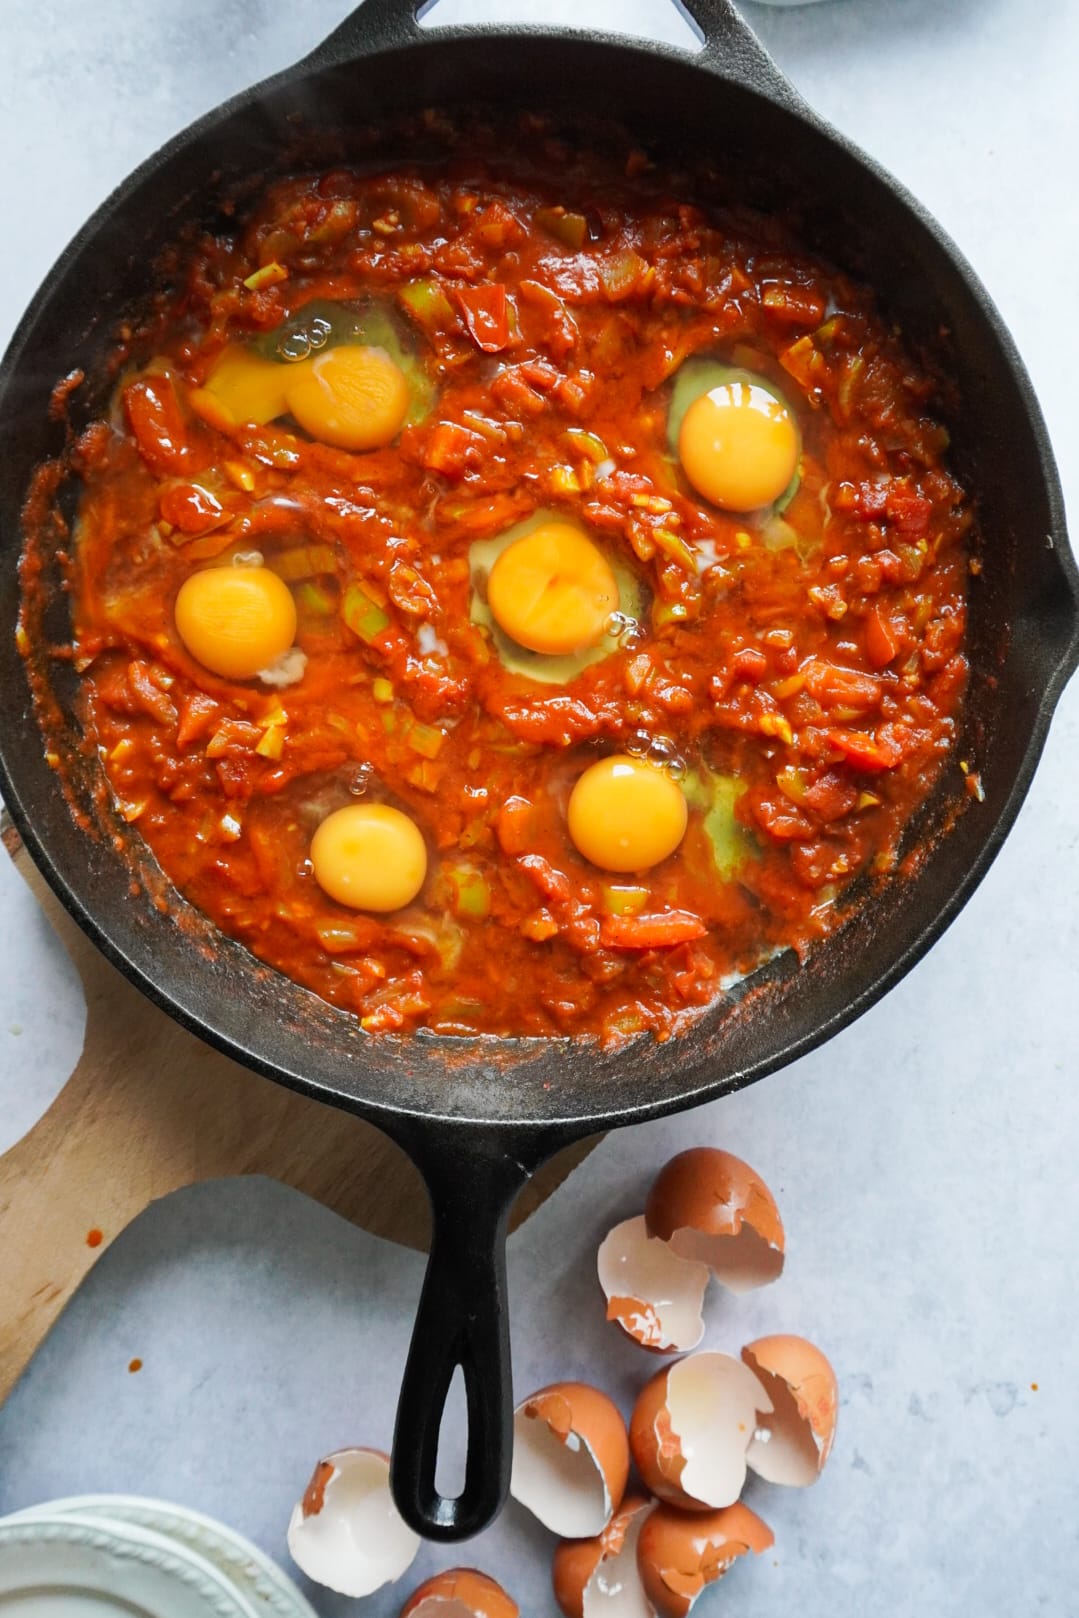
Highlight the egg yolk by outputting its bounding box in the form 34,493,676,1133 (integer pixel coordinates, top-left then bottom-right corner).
174,565,297,681
311,803,428,912
567,755,688,873
679,381,799,512
201,345,292,427
285,345,410,451
486,523,619,656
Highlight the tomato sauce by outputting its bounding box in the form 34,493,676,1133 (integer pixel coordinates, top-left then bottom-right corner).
25,138,971,1045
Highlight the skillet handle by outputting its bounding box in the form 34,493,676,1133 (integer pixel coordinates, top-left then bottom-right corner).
390,1131,534,1541
675,0,806,106
304,0,421,66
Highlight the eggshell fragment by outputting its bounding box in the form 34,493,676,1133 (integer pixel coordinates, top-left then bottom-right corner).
645,1148,785,1294
635,1501,773,1617
629,1352,772,1512
511,1382,630,1537
552,1493,656,1618
399,1568,519,1618
598,1216,710,1353
742,1334,839,1484
287,1447,419,1598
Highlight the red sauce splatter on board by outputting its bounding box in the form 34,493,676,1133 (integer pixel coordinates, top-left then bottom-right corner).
85,1228,104,1248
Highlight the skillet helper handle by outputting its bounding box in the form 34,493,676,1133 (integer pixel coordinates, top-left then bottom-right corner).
391,1137,530,1541
678,0,806,105
304,0,422,66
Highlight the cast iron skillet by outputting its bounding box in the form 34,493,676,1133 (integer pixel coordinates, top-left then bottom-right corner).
0,0,1076,1542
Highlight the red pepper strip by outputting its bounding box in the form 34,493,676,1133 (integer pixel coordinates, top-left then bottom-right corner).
600,911,707,950
123,376,192,475
455,284,511,352
865,603,900,669
176,692,220,748
803,658,882,710
828,728,903,772
159,482,227,536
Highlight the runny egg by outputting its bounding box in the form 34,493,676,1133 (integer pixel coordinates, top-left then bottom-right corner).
311,803,427,913
285,344,410,451
486,521,619,657
667,359,800,514
174,564,297,680
568,755,688,873
679,380,799,512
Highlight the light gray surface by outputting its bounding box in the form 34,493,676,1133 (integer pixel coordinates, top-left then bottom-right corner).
1,0,1077,1612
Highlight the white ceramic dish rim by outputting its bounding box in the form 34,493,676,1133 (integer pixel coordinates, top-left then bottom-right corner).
1,1497,316,1618
0,1514,256,1617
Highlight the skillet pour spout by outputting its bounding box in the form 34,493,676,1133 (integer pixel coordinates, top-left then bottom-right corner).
0,0,1076,1544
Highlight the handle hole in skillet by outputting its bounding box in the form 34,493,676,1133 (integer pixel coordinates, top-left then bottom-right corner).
416,0,703,52
434,1363,469,1500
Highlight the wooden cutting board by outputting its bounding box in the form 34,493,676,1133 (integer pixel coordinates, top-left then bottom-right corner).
0,815,598,1405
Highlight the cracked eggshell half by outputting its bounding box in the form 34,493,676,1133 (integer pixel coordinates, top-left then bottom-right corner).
287,1447,419,1598
742,1334,839,1484
645,1148,785,1294
635,1501,774,1618
511,1382,630,1537
399,1568,520,1618
629,1352,773,1512
552,1493,657,1618
598,1215,710,1353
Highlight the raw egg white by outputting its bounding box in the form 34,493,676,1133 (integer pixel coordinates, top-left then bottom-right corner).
568,755,688,873
678,378,799,512
311,803,427,913
486,521,619,656
174,564,297,681
286,345,410,450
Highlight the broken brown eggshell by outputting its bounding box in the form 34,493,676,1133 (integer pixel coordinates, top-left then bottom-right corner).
399,1568,520,1618
597,1216,711,1354
287,1446,420,1598
742,1334,839,1484
629,1351,773,1512
552,1492,656,1618
635,1500,774,1618
645,1148,785,1294
511,1381,630,1538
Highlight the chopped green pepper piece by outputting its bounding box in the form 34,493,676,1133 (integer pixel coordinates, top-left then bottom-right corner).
407,721,445,759
294,580,336,616
398,277,458,334
447,864,491,920
535,206,588,250
342,584,390,644
601,883,650,917
272,544,339,582
372,677,395,704
652,600,690,629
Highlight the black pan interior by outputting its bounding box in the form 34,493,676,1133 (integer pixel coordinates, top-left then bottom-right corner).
0,32,1074,1135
